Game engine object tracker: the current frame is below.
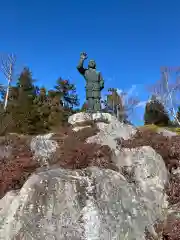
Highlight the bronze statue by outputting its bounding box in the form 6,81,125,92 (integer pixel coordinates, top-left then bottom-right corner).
77,52,104,112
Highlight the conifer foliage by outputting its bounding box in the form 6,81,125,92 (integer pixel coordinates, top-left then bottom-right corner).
54,78,79,109
144,95,170,125
0,68,80,135
176,106,180,122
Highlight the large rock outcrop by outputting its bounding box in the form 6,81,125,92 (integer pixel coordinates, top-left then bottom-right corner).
0,112,169,239
0,162,167,240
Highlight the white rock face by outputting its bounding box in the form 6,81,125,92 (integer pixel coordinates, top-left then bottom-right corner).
68,112,116,125
95,122,108,131
72,125,91,132
114,146,168,210
0,145,12,159
30,133,59,166
0,162,168,240
69,112,137,152
87,118,137,151
157,128,178,137
72,122,108,132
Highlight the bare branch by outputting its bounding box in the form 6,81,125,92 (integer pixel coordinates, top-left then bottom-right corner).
104,87,141,124
0,53,16,76
0,53,16,111
148,69,180,126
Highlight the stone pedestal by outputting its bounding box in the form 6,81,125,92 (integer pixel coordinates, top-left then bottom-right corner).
68,112,116,125
68,112,137,154
68,112,115,132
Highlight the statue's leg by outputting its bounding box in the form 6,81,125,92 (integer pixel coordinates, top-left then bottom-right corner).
94,98,101,112
92,90,101,112
87,97,94,113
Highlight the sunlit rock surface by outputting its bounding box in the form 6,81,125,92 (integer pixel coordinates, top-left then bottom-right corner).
0,162,168,240
0,113,169,239
157,128,178,137
114,146,168,213
86,118,137,152
72,125,91,132
70,112,137,148
0,145,12,159
30,133,59,166
68,112,116,125
0,146,168,240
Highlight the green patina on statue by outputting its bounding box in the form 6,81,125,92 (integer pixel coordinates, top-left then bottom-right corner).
77,52,104,112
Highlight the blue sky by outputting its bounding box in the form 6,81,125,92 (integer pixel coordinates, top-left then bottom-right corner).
1,0,180,125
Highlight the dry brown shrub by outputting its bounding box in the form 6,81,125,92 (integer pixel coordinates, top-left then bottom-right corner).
52,124,117,171
119,129,180,172
0,124,117,199
0,134,40,199
166,173,180,206
161,215,180,240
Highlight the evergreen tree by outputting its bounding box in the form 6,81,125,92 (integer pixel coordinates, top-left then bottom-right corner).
0,84,6,103
10,67,46,134
16,67,36,103
33,87,51,131
144,95,170,126
8,86,19,102
0,69,81,134
54,78,79,109
47,89,67,128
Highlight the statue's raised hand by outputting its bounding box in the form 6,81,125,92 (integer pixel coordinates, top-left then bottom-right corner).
80,52,88,60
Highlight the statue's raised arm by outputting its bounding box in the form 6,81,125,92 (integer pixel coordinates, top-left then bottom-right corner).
77,52,88,75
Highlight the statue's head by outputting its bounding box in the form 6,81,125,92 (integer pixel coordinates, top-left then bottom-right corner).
88,60,96,69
